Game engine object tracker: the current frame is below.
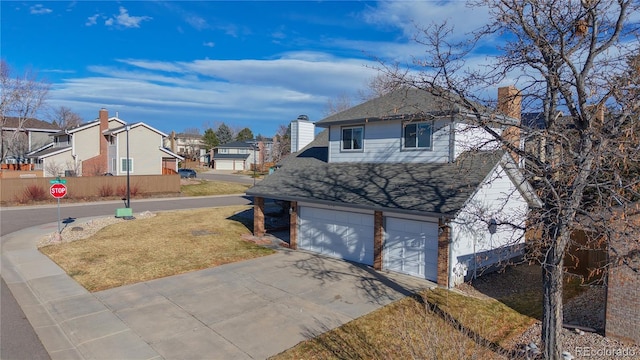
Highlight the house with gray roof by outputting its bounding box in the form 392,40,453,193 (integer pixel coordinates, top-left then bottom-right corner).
1,116,60,168
247,86,541,287
211,140,257,171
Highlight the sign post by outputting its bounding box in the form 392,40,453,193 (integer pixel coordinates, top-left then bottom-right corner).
50,180,67,234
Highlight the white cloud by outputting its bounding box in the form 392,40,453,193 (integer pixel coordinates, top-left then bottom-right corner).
86,14,99,26
105,7,152,29
203,41,215,48
30,4,52,15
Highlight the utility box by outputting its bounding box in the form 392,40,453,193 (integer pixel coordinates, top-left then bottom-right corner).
115,208,133,218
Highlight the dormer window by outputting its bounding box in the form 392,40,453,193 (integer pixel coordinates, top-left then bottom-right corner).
341,126,363,151
403,122,432,150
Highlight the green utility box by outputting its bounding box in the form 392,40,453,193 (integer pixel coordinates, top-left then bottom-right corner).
115,208,133,218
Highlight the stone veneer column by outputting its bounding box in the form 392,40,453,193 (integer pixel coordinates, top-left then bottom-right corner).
437,219,450,287
373,211,383,270
289,201,298,249
253,197,265,237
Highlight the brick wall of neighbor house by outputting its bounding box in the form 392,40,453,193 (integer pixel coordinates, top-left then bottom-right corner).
437,219,450,287
498,85,522,163
605,238,640,345
82,108,109,176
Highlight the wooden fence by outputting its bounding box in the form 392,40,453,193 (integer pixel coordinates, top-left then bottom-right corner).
0,175,181,204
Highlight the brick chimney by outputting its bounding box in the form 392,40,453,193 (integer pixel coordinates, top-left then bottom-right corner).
498,86,522,164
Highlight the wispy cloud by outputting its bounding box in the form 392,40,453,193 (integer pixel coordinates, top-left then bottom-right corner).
30,4,52,15
203,41,215,48
86,14,99,26
105,7,152,28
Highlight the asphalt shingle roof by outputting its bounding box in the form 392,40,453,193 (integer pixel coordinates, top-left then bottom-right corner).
247,131,505,216
2,117,60,131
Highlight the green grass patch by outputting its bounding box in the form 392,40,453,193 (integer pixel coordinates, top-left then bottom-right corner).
181,180,250,196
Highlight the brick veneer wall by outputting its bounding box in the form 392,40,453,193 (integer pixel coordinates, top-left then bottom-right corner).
605,239,640,345
437,219,450,287
253,197,265,237
289,201,298,249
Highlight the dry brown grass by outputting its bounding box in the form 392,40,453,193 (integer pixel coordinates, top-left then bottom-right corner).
40,206,274,292
272,288,535,360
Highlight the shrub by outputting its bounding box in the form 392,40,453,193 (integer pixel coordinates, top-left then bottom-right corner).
98,184,113,197
116,184,140,197
22,185,48,202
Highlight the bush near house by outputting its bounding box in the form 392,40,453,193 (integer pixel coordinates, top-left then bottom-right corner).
19,185,48,203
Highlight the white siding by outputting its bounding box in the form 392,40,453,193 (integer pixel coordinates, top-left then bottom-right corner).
328,120,451,163
291,119,315,153
448,164,528,286
453,123,502,160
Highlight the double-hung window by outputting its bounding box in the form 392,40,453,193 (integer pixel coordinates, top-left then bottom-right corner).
403,122,432,150
121,158,134,173
341,126,363,151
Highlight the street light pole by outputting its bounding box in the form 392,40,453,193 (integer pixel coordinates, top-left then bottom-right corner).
126,124,130,208
252,140,257,186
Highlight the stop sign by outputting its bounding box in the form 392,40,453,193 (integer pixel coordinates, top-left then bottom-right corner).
50,183,67,198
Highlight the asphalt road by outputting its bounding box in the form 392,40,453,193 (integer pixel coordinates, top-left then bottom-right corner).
0,194,251,360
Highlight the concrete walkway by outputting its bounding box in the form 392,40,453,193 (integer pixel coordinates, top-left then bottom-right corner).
1,220,436,360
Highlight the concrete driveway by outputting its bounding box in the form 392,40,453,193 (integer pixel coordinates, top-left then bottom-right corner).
3,220,435,359
95,250,435,359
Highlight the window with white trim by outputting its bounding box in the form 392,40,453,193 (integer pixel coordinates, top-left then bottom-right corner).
341,126,363,151
403,122,432,150
120,158,133,173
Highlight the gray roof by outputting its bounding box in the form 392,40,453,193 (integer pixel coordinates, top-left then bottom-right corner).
216,141,253,149
213,153,250,160
247,132,506,217
27,145,71,158
2,117,60,131
316,87,472,127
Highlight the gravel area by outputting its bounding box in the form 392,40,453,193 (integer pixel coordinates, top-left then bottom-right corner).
38,211,156,247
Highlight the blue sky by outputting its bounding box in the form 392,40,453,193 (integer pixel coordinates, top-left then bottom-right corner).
1,1,492,137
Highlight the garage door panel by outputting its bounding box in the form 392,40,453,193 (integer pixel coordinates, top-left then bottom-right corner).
299,206,374,266
384,217,438,281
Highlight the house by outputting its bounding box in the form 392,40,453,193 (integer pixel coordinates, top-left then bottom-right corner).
1,117,60,169
247,87,541,287
211,141,259,171
164,131,208,164
28,108,183,177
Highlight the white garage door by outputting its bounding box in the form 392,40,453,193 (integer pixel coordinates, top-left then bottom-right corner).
215,159,234,170
384,217,439,281
298,206,374,266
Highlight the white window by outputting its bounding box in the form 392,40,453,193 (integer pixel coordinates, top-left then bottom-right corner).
218,148,228,154
403,122,432,150
120,158,133,173
341,126,364,151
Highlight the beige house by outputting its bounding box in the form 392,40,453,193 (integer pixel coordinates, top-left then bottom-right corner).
28,109,182,177
1,117,60,167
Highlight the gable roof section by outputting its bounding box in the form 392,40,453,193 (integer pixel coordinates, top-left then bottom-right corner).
159,147,184,160
105,122,168,137
213,153,250,160
247,132,508,217
27,145,71,159
2,117,60,131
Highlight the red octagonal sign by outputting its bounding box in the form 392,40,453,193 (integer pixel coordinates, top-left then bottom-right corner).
50,183,67,199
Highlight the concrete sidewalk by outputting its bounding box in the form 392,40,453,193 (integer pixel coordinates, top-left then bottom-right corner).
1,219,436,360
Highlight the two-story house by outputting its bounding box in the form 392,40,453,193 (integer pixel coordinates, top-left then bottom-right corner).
211,140,259,171
164,131,208,164
28,108,182,177
1,117,60,169
247,87,541,288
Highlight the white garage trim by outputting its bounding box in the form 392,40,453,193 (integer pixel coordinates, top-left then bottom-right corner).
384,216,439,281
215,159,245,170
298,205,374,266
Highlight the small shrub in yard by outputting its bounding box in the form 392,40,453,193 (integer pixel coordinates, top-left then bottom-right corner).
98,185,113,197
116,184,140,197
22,185,48,202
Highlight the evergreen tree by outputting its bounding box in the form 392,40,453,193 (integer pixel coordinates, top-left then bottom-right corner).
236,127,254,141
202,128,219,151
215,123,233,145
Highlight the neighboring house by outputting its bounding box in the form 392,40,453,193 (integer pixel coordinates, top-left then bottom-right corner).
28,108,183,177
1,117,60,167
164,131,208,164
211,141,259,171
247,87,541,287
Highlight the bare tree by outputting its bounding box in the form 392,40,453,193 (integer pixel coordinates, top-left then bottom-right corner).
50,106,82,129
323,92,353,117
0,59,50,163
271,124,291,164
378,1,639,358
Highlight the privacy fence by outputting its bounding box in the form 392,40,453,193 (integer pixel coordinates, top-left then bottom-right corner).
0,175,181,204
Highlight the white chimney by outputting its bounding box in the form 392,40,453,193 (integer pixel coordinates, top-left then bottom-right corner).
290,115,315,153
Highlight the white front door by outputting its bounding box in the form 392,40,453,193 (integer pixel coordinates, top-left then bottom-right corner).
298,206,374,266
384,217,439,281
